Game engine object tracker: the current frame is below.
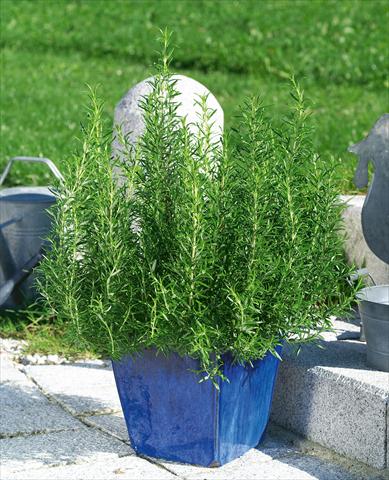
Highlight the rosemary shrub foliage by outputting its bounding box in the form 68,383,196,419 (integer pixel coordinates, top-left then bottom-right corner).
38,47,354,380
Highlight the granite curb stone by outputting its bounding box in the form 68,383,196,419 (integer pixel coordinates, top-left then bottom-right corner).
271,324,389,470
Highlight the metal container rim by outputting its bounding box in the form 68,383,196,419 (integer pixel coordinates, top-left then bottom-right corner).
356,284,389,305
0,186,56,202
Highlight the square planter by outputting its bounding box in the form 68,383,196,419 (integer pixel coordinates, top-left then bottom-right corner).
112,346,282,466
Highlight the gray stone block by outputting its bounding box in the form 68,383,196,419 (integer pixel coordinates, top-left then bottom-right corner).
0,426,132,475
24,363,121,415
341,194,389,284
3,455,176,480
271,326,389,469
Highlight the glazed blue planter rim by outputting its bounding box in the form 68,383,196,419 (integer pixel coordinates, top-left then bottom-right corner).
112,345,282,467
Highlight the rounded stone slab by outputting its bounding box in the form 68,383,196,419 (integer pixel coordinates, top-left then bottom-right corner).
112,74,224,160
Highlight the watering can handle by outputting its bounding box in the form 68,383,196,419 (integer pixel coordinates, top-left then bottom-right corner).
0,157,64,186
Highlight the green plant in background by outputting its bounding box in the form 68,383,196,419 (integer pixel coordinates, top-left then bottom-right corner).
37,33,356,380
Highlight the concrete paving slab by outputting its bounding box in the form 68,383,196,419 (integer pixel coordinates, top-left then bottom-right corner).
266,424,386,480
0,381,82,437
1,353,30,384
83,413,129,442
160,449,290,480
1,426,132,475
283,454,386,480
329,316,361,341
2,456,177,480
161,447,370,480
271,329,389,469
1,350,386,480
258,427,302,458
24,363,121,415
158,425,383,480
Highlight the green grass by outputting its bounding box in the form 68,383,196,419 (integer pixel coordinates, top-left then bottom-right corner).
0,0,387,353
0,48,385,192
0,311,97,358
1,0,388,191
1,0,387,85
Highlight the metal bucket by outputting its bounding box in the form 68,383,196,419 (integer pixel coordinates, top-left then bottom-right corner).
0,157,63,308
357,285,389,372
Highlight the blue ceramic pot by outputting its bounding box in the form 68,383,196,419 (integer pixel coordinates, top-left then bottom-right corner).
112,346,282,467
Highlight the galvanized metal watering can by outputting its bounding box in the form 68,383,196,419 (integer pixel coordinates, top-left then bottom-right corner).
0,157,63,308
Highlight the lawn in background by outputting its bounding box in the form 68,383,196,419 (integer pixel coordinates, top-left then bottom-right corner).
1,0,388,192
0,0,387,352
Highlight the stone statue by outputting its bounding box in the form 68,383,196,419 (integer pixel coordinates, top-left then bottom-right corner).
348,114,389,264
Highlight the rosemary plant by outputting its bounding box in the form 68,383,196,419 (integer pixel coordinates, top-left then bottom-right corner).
38,33,355,380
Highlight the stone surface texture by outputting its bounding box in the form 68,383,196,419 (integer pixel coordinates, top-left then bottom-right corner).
83,413,129,442
1,427,132,475
1,351,81,437
161,438,382,480
3,456,177,480
341,194,389,284
113,74,224,160
271,318,389,470
1,339,386,479
0,380,81,437
23,362,121,415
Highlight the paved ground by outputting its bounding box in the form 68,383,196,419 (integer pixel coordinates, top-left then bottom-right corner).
0,341,386,480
